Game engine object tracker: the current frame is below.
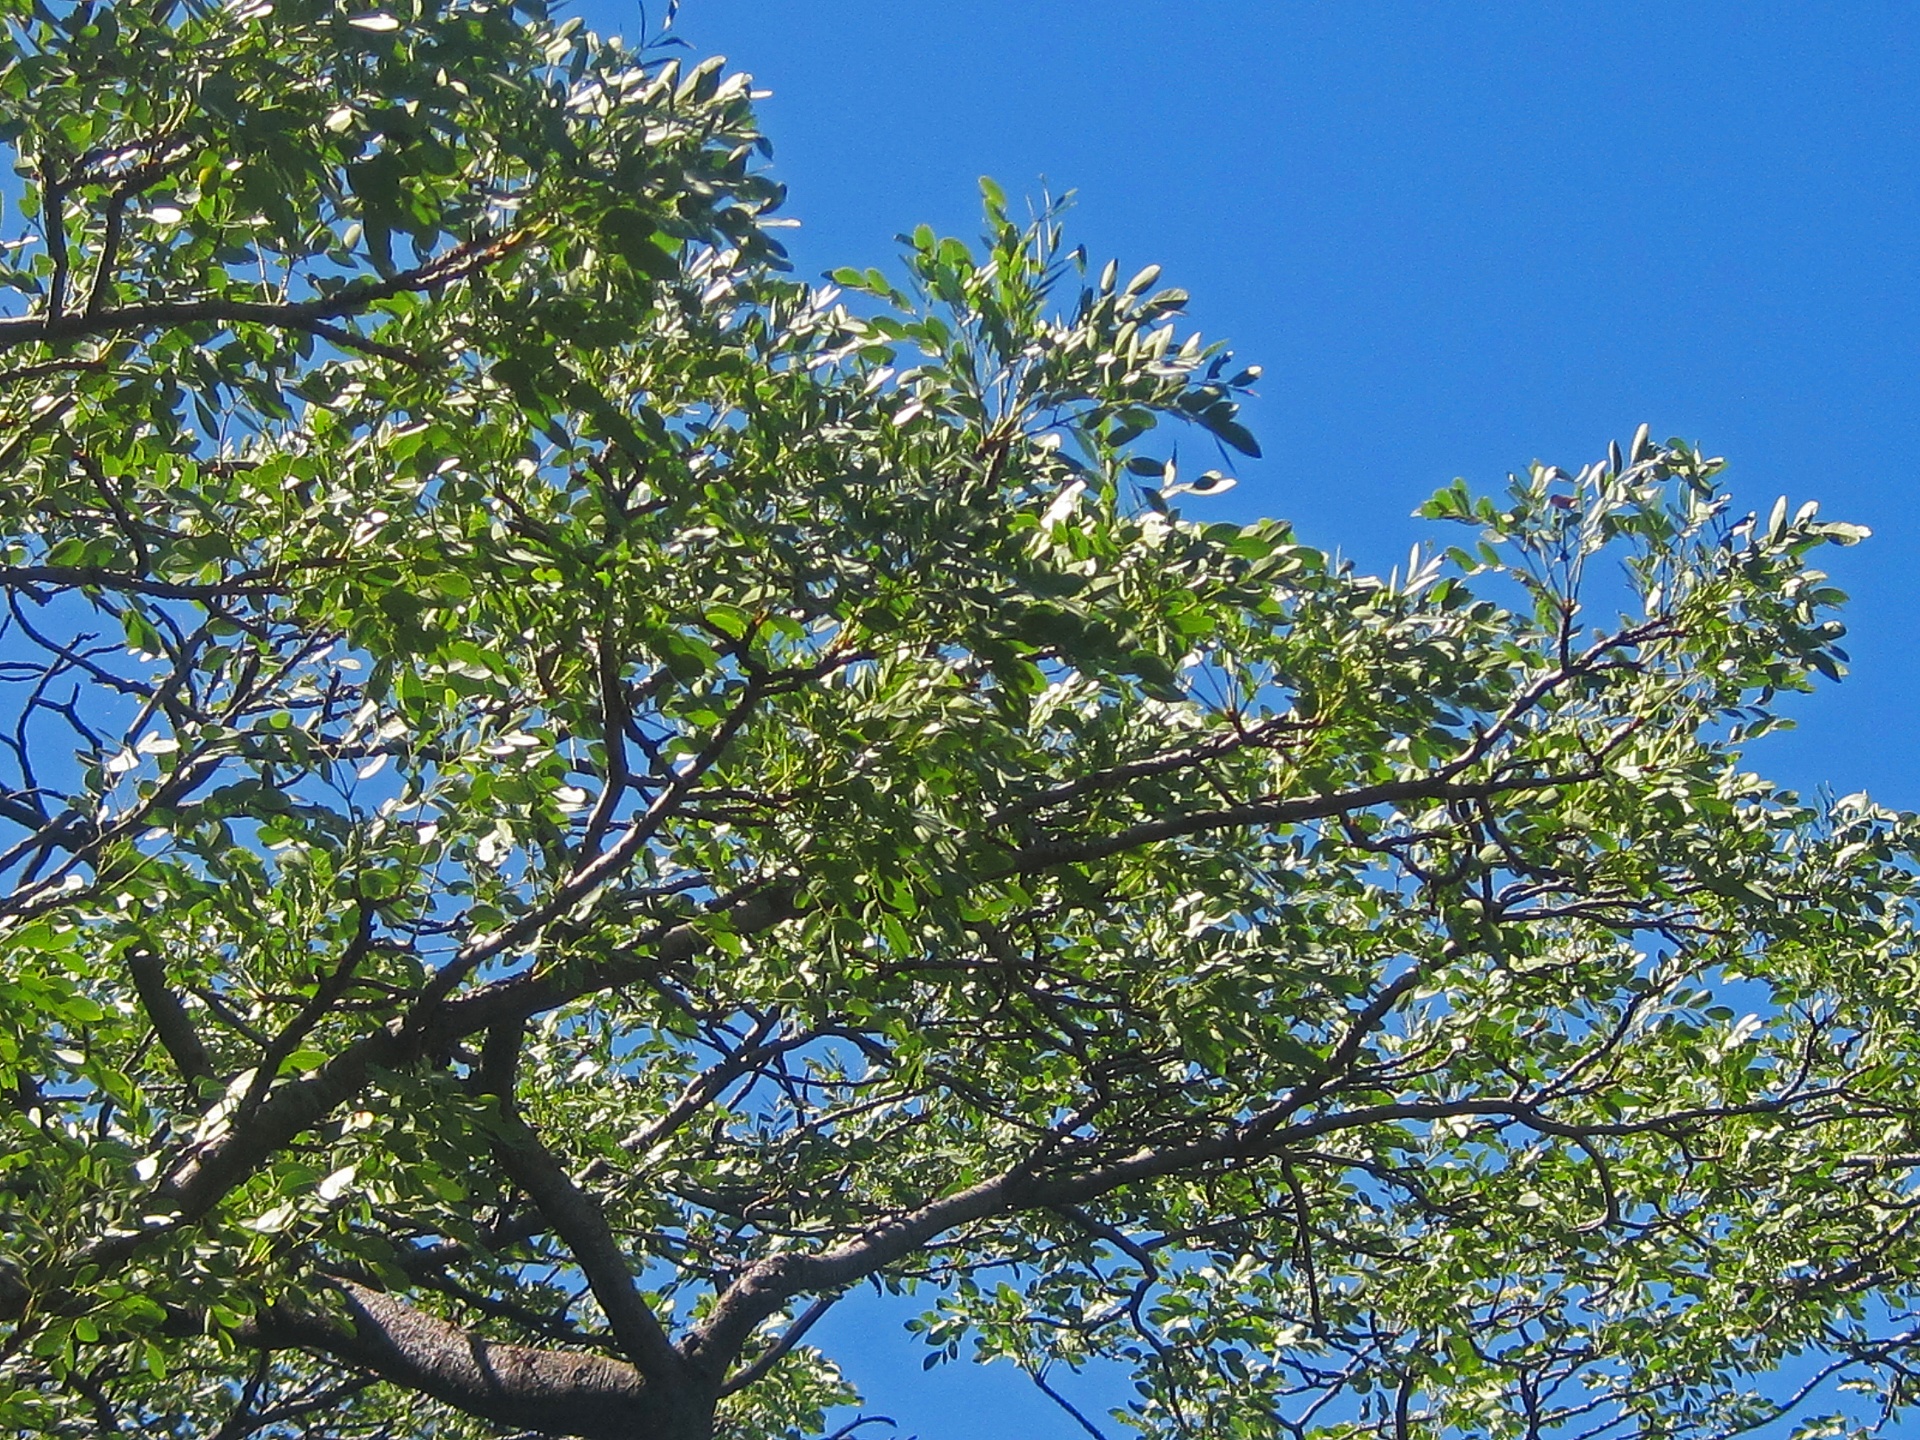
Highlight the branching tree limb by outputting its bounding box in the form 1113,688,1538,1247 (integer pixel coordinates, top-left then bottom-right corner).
0,6,1912,1440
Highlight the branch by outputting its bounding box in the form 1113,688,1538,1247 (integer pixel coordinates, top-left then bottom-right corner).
0,565,291,600
0,230,524,354
716,1293,839,1398
999,767,1598,875
236,1281,706,1440
210,1374,377,1440
489,1111,686,1381
695,1076,1838,1367
618,1010,786,1157
23,887,803,1310
993,616,1674,872
1028,1365,1110,1440
409,674,769,1015
986,712,1312,824
0,357,109,386
125,948,213,1086
43,176,70,319
478,1018,687,1386
689,1165,1044,1368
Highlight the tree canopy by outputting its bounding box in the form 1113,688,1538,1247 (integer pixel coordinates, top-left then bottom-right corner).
3,3,1920,1438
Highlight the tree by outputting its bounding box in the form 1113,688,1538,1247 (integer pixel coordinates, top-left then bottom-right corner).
2,2,1918,1437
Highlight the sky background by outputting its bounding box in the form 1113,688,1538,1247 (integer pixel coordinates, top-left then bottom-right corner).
573,4,1920,1435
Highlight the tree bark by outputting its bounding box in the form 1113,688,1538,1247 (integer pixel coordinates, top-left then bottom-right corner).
248,1282,718,1440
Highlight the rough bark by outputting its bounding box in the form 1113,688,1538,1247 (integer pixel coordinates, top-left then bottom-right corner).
249,1283,717,1440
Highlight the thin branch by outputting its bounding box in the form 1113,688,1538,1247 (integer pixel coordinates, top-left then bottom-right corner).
0,228,524,353
43,176,70,319
1027,1365,1110,1440
717,1292,839,1397
1000,767,1603,876
0,565,293,600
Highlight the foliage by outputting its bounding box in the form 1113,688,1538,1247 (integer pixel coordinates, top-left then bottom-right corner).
2,3,1919,1438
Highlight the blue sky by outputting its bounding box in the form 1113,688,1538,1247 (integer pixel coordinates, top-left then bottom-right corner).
576,4,1920,1435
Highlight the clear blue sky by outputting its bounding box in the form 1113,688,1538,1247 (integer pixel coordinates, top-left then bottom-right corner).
575,4,1920,1435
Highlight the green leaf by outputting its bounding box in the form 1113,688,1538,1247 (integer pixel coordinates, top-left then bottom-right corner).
0,7,1900,1437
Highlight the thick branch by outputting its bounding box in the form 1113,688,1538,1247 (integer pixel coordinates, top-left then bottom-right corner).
125,949,213,1086
480,1019,686,1384
239,1281,711,1440
693,1081,1835,1365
